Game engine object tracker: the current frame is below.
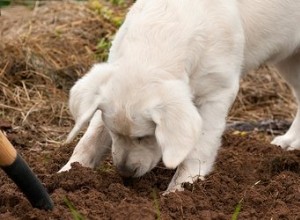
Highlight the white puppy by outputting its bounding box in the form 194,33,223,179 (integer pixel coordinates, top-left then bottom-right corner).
60,0,300,192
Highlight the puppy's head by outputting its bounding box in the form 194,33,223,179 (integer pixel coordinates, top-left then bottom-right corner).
67,64,202,177
101,76,203,177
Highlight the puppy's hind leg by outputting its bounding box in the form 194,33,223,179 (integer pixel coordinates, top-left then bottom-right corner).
59,111,112,172
271,53,300,150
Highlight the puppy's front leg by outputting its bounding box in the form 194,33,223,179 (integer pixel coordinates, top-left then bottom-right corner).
59,111,112,172
166,88,239,193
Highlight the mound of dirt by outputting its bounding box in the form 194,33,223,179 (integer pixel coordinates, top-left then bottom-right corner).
0,124,299,219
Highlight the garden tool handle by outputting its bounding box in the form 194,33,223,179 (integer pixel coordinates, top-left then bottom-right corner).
0,130,54,210
0,130,17,166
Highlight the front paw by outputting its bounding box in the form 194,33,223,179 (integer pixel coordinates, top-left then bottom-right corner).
163,180,186,195
58,162,72,173
163,172,204,195
162,184,184,196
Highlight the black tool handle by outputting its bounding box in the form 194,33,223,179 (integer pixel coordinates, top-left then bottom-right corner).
0,130,53,210
2,154,54,210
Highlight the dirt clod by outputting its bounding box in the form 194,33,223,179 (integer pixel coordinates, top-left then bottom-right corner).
1,130,300,219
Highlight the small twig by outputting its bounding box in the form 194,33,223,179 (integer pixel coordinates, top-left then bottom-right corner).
0,103,22,112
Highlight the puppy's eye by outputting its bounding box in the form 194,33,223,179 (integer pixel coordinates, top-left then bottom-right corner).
134,136,148,144
136,137,144,143
133,135,152,144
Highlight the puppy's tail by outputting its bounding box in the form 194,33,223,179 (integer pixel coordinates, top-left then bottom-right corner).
65,105,98,144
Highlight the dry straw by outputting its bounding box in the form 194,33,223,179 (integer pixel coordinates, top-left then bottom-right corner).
0,1,124,146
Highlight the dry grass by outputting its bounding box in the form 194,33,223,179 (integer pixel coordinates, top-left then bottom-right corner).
229,66,296,122
229,66,296,142
0,0,129,146
0,0,297,148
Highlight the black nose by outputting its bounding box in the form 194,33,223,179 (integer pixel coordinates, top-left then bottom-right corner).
117,165,136,178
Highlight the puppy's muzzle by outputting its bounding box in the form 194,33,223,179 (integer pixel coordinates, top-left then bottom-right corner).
117,164,137,178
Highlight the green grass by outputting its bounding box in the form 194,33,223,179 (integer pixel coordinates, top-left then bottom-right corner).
152,189,161,220
97,161,115,173
64,197,85,220
108,0,124,6
231,199,243,220
89,0,125,27
1,0,37,8
0,0,88,8
94,37,113,61
231,181,261,219
0,0,11,7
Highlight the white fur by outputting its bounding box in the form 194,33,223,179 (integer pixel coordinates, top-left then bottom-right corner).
60,0,300,192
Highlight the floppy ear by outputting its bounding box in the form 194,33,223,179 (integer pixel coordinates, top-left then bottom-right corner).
151,81,202,169
65,63,113,143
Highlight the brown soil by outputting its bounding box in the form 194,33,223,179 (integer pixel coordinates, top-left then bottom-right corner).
1,122,300,220
1,1,300,220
